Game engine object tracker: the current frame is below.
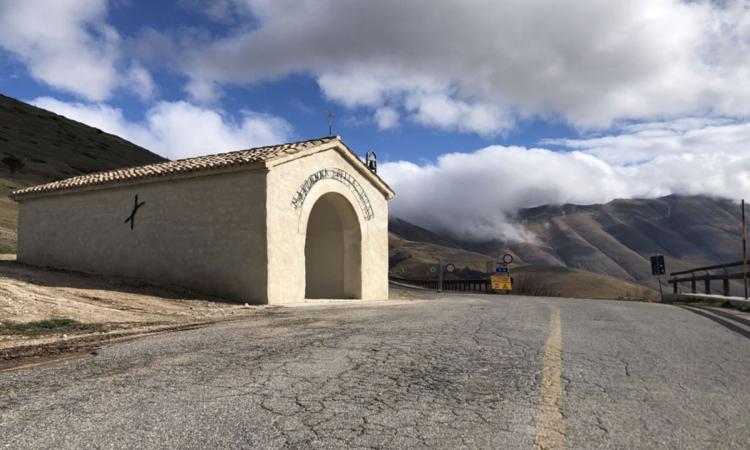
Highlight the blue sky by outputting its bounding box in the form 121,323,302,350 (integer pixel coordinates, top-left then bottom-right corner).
0,0,575,164
1,0,750,238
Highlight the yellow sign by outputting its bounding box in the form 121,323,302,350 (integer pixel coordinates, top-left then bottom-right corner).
491,274,512,291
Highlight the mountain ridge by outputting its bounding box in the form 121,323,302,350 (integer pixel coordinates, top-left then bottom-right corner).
390,194,745,291
0,93,167,251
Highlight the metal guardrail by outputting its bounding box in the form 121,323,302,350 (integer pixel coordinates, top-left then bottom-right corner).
391,278,493,293
668,260,749,296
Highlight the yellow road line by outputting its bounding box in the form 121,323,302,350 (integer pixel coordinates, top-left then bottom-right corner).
534,307,566,450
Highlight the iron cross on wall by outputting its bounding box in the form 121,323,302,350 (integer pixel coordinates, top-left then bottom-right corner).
124,194,146,230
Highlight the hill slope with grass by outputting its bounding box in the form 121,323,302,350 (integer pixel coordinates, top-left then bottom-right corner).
0,94,166,251
389,231,659,300
390,195,745,292
464,195,744,289
511,265,659,300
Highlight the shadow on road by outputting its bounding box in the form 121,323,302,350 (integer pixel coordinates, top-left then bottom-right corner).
679,306,750,340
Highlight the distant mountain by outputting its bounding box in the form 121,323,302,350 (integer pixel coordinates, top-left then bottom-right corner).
389,217,463,249
0,94,166,251
389,232,494,280
390,195,746,291
388,232,658,300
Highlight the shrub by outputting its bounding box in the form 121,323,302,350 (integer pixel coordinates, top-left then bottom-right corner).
1,154,24,174
0,318,104,336
617,286,660,302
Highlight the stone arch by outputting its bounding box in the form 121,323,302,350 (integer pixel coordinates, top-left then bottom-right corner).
291,168,374,226
304,192,362,299
296,179,368,236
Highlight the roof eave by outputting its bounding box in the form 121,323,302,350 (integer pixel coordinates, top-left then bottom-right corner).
9,162,268,202
8,136,395,202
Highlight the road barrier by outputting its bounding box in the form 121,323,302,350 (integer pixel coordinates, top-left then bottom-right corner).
391,278,493,293
668,260,750,297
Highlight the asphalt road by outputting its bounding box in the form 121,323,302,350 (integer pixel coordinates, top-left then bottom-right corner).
2,293,750,449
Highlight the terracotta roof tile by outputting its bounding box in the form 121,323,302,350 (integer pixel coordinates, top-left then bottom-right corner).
10,136,339,200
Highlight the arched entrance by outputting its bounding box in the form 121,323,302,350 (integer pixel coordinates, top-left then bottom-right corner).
305,192,362,299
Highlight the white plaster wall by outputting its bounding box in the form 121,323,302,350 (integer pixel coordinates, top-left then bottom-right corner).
265,148,390,303
17,170,268,302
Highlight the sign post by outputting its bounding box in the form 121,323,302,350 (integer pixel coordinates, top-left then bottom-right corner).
437,259,444,293
502,253,514,265
491,274,512,291
491,253,514,293
650,255,666,301
743,199,748,299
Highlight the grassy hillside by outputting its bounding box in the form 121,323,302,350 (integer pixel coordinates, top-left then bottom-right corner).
513,196,742,288
389,232,659,300
389,233,494,279
389,218,464,249
0,94,166,252
390,195,745,290
511,265,659,301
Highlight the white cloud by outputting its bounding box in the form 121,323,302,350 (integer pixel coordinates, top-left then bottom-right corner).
175,0,750,132
543,118,750,166
0,0,153,101
145,102,292,158
381,118,750,241
177,0,250,22
126,64,156,101
30,97,155,145
405,93,512,136
184,78,223,104
31,97,293,160
374,107,399,130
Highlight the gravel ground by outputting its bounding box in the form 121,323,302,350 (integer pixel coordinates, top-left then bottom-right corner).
0,257,271,351
1,293,749,449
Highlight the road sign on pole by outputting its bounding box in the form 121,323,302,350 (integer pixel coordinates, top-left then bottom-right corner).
650,255,665,275
492,253,514,293
650,255,666,301
437,260,444,293
491,274,512,291
743,199,748,299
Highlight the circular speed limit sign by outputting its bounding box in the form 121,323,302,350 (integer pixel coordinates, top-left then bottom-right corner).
502,253,514,264
445,263,456,273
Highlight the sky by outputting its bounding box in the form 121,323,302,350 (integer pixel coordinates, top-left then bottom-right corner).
1,0,750,240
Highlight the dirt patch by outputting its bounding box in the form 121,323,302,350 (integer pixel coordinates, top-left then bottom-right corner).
0,256,284,363
0,322,209,370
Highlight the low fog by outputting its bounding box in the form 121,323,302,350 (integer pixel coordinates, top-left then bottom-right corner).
381,118,750,241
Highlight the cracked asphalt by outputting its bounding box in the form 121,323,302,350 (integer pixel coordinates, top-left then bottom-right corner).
1,294,750,449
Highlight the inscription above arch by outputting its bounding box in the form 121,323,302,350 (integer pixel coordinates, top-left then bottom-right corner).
291,168,374,221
